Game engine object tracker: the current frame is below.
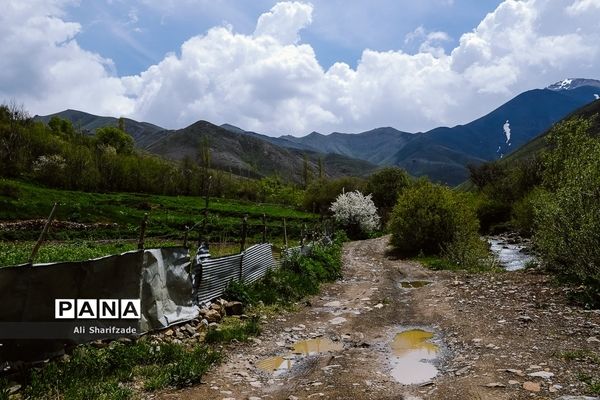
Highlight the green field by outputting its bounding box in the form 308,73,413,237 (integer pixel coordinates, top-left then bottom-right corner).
0,179,319,266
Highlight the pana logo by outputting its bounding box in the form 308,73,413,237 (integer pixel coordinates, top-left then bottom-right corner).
55,299,141,319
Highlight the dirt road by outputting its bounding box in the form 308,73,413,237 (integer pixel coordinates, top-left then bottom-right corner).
158,236,600,400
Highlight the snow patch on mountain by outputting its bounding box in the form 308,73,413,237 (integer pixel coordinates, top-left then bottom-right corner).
503,120,511,144
547,78,600,91
595,94,599,100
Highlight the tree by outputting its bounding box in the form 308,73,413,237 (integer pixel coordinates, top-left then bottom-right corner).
330,190,379,238
366,167,410,221
302,154,312,188
95,126,134,155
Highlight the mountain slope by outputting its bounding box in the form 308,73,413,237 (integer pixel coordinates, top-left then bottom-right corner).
34,109,168,148
147,120,377,182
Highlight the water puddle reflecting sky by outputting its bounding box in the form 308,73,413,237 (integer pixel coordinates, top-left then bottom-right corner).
258,338,343,376
390,329,439,385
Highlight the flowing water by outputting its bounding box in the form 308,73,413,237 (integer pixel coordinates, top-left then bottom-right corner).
488,235,536,271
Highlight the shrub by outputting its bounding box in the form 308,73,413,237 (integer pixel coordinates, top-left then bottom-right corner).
330,190,380,238
511,188,543,237
389,181,487,268
532,117,600,303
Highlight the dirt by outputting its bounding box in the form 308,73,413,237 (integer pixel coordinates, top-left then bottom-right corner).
156,236,600,400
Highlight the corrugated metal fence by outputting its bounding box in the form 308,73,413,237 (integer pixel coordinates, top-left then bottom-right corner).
193,243,278,305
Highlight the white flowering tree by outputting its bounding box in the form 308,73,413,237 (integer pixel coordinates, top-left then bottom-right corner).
330,190,380,237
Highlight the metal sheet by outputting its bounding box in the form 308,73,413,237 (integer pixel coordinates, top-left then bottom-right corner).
194,253,242,305
242,244,276,284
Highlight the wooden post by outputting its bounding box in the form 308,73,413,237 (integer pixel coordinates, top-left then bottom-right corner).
137,213,148,250
183,226,189,248
199,209,208,247
240,214,248,253
262,213,267,243
29,202,58,264
283,218,288,248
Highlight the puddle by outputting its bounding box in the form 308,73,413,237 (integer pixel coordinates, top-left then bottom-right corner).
399,281,431,289
390,329,439,385
488,236,536,271
292,338,343,355
256,356,296,376
258,338,343,376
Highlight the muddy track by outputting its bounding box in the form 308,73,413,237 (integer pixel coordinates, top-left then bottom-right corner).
157,236,600,400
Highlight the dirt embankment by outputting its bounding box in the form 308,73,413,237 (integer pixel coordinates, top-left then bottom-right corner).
157,236,600,400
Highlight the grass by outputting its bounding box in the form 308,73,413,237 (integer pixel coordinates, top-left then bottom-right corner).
559,349,600,394
204,317,261,344
0,178,318,242
21,341,221,399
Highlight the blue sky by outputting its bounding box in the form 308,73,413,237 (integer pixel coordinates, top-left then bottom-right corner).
1,0,599,135
65,1,503,76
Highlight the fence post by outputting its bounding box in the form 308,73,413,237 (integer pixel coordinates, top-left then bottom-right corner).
240,214,248,253
29,202,58,264
183,226,189,248
198,209,208,248
262,213,267,243
138,213,149,250
283,217,288,248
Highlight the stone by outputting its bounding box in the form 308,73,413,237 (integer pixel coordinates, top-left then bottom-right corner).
485,382,506,388
508,380,520,385
587,336,600,343
556,397,600,400
329,317,347,325
528,371,554,379
324,301,341,307
523,381,541,392
164,329,174,337
225,301,245,316
248,397,262,400
205,309,222,323
373,303,384,309
504,368,525,376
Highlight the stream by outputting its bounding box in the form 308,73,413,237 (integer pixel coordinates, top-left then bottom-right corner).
487,234,536,271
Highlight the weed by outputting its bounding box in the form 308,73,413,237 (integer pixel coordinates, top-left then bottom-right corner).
205,317,261,344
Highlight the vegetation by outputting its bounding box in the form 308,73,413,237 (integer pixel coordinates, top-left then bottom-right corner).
204,317,261,344
0,104,302,204
330,190,379,239
13,341,221,399
467,111,600,303
365,167,410,222
224,233,345,306
389,180,492,271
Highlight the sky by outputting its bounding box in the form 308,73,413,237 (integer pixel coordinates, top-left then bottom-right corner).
1,0,600,136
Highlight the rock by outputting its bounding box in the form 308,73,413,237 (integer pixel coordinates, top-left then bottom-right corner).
324,301,341,307
485,382,506,388
518,315,533,323
528,371,554,379
8,384,21,394
587,336,600,343
556,397,600,400
508,380,520,385
164,329,174,337
373,303,384,309
503,368,525,377
329,317,347,325
249,381,262,388
210,303,223,314
198,319,209,330
205,309,222,323
248,397,262,400
288,396,299,400
184,324,196,336
225,301,244,316
523,381,541,392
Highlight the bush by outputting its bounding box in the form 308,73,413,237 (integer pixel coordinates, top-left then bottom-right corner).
388,180,483,260
330,190,380,239
532,117,600,303
511,188,543,237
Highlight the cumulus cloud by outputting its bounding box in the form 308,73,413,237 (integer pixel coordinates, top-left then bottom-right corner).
0,0,134,117
3,0,600,135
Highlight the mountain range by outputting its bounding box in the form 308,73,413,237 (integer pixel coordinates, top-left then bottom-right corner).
35,78,600,185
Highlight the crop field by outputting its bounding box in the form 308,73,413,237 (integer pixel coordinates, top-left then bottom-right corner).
0,179,319,266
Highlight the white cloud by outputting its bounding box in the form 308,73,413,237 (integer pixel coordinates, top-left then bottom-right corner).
0,0,134,117
254,1,313,44
3,0,600,135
